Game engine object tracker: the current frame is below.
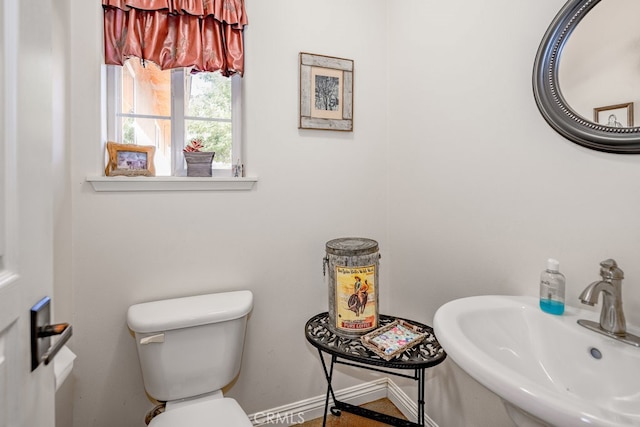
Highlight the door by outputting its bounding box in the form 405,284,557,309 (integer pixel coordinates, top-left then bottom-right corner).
1,0,57,425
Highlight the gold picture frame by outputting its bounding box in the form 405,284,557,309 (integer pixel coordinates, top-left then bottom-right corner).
593,102,634,128
105,142,156,177
299,52,353,131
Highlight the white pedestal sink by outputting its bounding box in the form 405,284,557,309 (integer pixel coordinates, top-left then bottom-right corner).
433,295,640,427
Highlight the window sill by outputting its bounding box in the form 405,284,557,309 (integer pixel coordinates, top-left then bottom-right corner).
86,176,258,192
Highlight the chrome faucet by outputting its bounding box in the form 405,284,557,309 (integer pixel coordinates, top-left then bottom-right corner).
578,259,640,347
578,259,626,336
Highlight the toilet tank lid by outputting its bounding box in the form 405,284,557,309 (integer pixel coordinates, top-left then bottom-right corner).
127,290,253,333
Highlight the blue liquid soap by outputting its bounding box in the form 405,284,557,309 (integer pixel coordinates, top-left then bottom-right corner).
540,299,564,315
539,258,566,315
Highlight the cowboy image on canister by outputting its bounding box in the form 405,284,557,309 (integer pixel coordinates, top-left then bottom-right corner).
336,265,377,332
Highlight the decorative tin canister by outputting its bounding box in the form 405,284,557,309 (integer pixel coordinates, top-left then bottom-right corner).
323,237,380,336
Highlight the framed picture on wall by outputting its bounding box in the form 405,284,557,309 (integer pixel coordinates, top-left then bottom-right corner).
105,142,156,177
593,102,634,128
299,52,353,131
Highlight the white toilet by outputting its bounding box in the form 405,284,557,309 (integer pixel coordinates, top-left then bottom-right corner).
127,290,254,426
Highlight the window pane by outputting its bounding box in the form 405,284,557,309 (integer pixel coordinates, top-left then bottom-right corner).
108,61,238,176
121,60,171,117
185,72,231,119
124,117,172,176
186,120,232,167
185,72,233,169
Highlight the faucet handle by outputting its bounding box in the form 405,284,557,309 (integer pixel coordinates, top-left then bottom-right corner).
600,259,624,280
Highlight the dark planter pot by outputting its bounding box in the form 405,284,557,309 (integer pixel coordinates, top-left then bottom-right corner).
184,152,215,177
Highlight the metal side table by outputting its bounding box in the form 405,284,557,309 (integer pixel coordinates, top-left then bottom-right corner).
305,313,446,427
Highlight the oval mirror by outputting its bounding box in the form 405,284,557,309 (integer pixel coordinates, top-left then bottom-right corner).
533,0,640,153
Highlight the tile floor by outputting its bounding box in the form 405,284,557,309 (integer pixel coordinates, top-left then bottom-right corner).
298,398,407,426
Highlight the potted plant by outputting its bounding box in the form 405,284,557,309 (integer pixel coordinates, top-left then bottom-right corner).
183,139,215,177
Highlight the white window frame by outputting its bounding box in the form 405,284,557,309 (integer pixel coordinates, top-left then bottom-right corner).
105,64,242,177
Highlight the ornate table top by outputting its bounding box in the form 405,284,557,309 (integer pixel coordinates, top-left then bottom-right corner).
305,312,446,369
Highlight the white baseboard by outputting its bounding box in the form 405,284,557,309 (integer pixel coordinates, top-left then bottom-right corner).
385,379,438,427
247,378,439,426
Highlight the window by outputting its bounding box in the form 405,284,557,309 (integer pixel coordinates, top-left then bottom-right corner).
106,59,242,177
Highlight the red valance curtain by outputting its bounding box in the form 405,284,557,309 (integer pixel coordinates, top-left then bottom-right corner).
103,0,248,76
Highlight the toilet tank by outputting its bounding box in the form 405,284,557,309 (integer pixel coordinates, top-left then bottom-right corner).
127,290,253,402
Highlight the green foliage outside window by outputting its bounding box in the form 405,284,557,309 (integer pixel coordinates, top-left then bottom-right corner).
186,72,233,164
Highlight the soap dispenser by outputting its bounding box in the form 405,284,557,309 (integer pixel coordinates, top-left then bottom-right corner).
539,258,565,315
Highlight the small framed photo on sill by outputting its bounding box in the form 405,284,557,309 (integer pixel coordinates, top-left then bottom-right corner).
105,142,156,177
299,52,353,131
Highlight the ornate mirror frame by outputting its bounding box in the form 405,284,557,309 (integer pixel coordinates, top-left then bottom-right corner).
533,0,640,154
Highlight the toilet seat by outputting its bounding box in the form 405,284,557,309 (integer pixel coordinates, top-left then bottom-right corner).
148,397,252,427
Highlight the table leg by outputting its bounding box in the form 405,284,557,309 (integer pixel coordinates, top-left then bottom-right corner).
317,349,339,426
315,351,428,427
417,368,425,426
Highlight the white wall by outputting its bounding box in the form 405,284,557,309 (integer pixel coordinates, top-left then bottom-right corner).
52,0,74,424
68,1,390,426
60,1,640,427
387,1,640,426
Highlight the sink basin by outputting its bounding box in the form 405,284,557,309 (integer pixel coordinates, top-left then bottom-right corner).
433,295,640,427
